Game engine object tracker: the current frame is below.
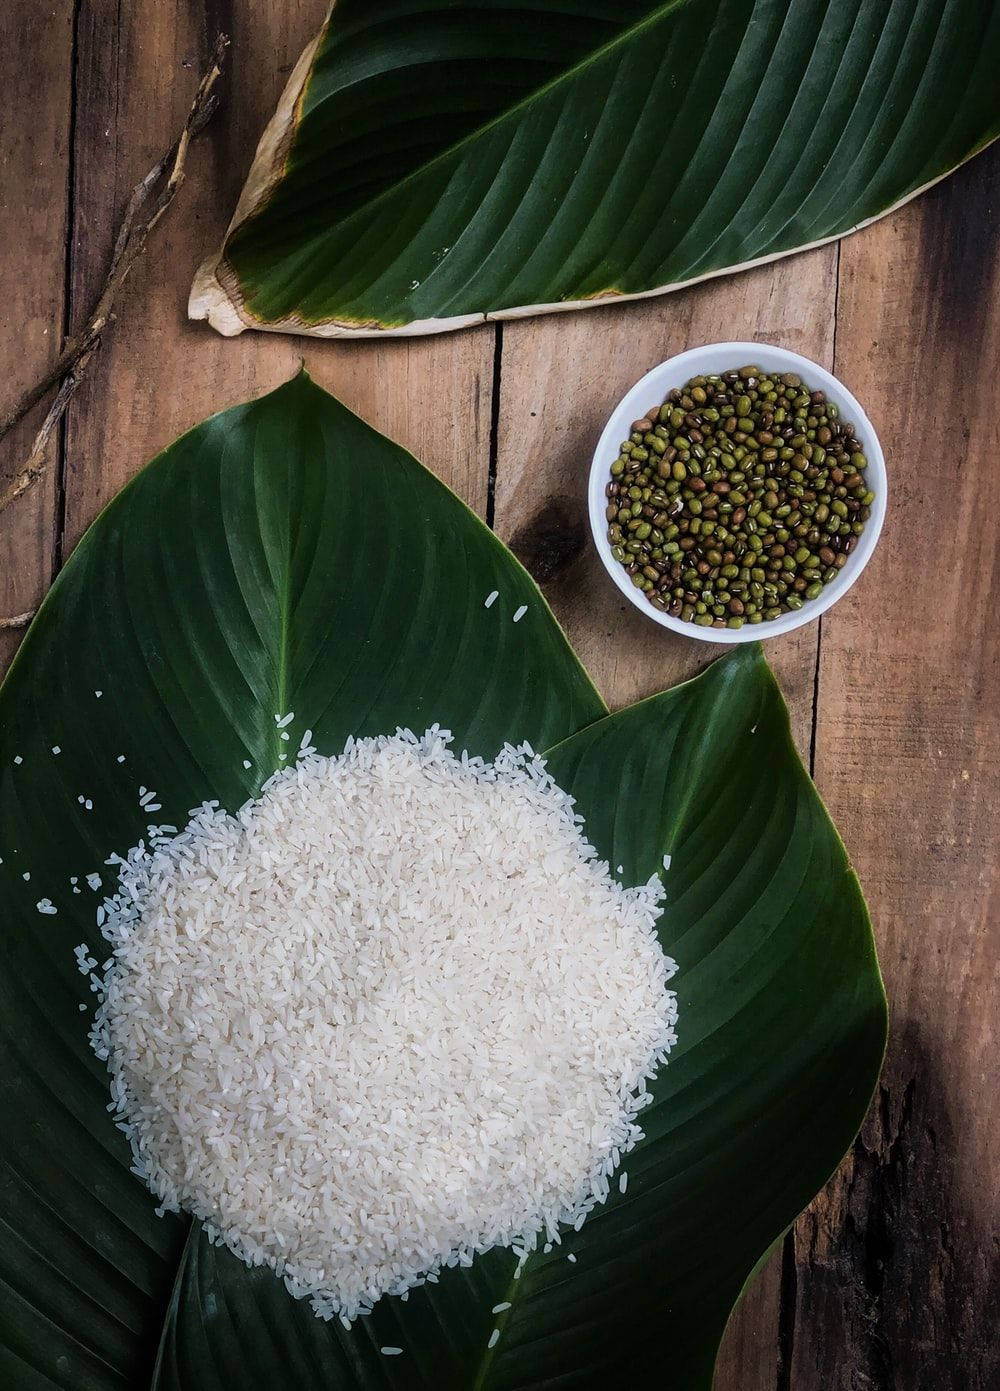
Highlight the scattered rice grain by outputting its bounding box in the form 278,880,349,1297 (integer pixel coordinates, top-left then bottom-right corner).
88,729,677,1321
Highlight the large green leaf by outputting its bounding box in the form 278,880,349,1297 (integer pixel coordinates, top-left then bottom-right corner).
0,376,885,1389
191,0,1000,337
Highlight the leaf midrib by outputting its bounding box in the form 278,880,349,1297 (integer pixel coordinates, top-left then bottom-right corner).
467,1256,524,1391
272,519,293,771
148,1221,195,1390
234,0,697,249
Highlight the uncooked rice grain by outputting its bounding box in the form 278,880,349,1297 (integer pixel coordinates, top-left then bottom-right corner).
87,728,677,1321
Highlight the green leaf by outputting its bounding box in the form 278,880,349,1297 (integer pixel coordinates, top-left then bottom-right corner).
0,373,603,1391
191,0,1000,337
0,377,885,1389
537,647,887,1386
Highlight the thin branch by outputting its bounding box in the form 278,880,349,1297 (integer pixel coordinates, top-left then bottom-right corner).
0,613,34,631
0,343,98,514
0,33,229,505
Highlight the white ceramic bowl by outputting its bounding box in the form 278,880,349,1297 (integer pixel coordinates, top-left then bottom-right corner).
588,342,887,643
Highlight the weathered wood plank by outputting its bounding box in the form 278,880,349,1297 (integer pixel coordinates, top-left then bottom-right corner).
493,246,839,1390
789,140,1000,1391
0,1,74,676
60,0,492,562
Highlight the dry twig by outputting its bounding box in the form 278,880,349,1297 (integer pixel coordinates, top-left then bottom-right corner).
0,32,229,518
0,612,34,631
0,343,98,516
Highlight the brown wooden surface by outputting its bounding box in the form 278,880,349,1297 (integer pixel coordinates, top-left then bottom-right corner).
0,4,996,1387
787,147,1000,1391
0,0,74,672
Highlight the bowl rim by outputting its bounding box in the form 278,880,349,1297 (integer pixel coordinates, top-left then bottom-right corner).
588,341,887,643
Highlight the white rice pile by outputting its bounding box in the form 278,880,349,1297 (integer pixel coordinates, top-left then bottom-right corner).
86,728,677,1321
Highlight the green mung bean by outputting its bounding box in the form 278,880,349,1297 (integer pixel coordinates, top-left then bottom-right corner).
605,364,873,628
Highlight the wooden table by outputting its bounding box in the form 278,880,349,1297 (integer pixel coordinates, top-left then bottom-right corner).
2,5,997,1387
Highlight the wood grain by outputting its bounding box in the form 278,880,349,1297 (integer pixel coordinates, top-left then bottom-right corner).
788,139,1000,1391
0,0,74,675
60,0,492,559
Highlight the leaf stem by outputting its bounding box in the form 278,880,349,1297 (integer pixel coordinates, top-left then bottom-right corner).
469,1253,527,1391
148,1219,197,1391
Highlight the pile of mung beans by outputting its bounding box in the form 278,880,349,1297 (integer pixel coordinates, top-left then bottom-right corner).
605,365,875,628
